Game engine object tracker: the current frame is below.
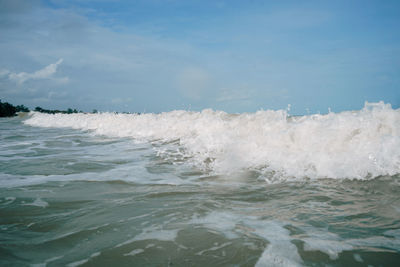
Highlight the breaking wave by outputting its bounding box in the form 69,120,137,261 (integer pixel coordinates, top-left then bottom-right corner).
24,102,400,181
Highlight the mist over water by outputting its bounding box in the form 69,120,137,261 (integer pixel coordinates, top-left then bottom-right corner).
1,102,400,266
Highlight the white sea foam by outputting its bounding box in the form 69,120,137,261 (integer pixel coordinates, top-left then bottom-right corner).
190,211,303,266
353,253,363,262
2,196,16,205
115,226,179,248
250,220,302,267
196,242,232,255
302,232,353,260
300,225,400,259
24,102,400,181
124,248,144,256
132,228,179,242
22,198,49,208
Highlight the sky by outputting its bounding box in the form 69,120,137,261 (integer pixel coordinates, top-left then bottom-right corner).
0,0,399,114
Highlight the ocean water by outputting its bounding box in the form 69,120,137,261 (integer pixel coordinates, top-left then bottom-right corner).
1,102,400,266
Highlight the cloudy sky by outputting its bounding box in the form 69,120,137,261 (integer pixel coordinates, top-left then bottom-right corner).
0,0,399,114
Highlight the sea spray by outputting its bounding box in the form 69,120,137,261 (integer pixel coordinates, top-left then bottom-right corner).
24,102,400,181
2,111,400,266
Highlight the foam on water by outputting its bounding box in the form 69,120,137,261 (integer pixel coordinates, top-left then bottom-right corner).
301,227,354,260
190,211,303,266
115,226,179,249
123,249,144,256
24,102,400,181
300,225,400,259
22,198,49,208
1,196,16,205
132,228,179,242
196,242,232,256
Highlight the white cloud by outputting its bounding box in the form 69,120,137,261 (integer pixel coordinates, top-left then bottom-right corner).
7,59,66,85
0,69,10,76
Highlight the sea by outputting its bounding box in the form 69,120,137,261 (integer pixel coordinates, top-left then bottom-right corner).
0,101,399,266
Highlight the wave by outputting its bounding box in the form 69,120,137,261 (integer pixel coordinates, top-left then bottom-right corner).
24,102,400,181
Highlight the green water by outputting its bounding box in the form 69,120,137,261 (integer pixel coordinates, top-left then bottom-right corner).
1,117,400,266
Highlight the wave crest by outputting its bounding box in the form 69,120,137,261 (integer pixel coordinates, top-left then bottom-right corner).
24,102,400,180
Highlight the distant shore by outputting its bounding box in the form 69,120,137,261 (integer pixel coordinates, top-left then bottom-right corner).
0,100,140,117
0,100,86,117
0,100,29,117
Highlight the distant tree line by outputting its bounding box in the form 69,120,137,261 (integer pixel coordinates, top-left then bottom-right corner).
0,100,85,117
0,100,29,117
1,100,138,117
34,106,81,114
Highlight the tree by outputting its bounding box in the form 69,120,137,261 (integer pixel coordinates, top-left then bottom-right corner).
0,100,17,117
16,105,29,112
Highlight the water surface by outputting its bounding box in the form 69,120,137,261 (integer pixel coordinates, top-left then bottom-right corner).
1,104,400,266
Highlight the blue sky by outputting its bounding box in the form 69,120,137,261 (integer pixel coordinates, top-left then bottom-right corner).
0,0,399,114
